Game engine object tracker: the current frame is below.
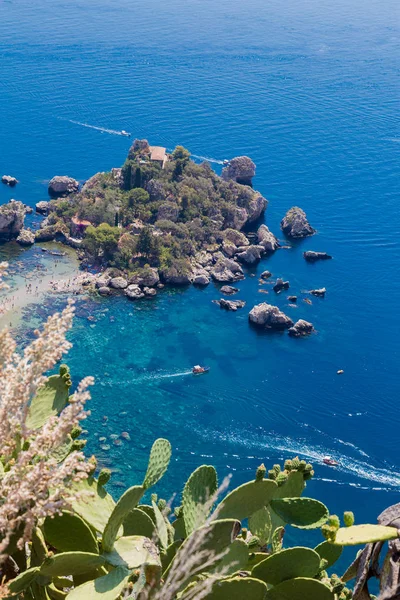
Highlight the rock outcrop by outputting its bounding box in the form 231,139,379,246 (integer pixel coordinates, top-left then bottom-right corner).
193,270,210,286
125,284,145,299
157,202,179,222
247,194,267,222
216,299,246,311
48,176,79,198
220,285,239,295
257,225,279,252
161,263,193,285
95,276,111,289
310,288,326,297
16,228,35,246
221,156,256,186
288,319,315,337
210,257,244,283
236,244,264,265
249,303,294,330
2,175,18,186
273,278,290,293
0,200,26,241
129,267,159,287
36,201,50,215
281,207,315,238
224,206,248,230
222,229,249,247
303,251,332,262
109,276,128,289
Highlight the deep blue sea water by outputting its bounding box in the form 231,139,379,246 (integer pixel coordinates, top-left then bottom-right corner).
1,0,399,544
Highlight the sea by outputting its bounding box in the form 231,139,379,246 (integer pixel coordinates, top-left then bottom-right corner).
0,0,399,554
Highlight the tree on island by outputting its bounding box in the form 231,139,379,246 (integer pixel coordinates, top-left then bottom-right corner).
84,223,120,261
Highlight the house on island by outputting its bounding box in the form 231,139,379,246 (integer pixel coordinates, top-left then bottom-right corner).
149,146,168,169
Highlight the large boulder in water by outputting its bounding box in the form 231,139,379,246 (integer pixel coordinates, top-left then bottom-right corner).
1,175,18,186
288,319,315,337
257,224,280,252
109,276,128,289
16,228,35,246
221,156,256,186
0,200,26,241
48,176,79,198
249,303,294,330
129,267,159,287
210,257,244,283
236,245,265,265
281,207,315,238
303,251,332,262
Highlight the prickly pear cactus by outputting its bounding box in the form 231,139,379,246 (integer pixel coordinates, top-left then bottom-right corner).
103,535,161,571
204,575,268,599
42,511,98,554
331,524,398,546
70,476,116,534
211,538,249,576
270,497,329,529
102,485,145,552
252,547,321,585
264,576,335,599
40,552,105,577
314,540,343,568
215,479,277,521
123,507,155,538
66,565,130,600
248,507,272,546
26,365,71,430
143,438,172,489
182,465,218,535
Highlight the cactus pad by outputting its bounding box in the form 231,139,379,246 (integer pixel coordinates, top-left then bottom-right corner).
182,465,218,535
40,552,105,577
265,577,334,599
212,538,249,575
102,485,145,552
249,507,272,545
70,477,116,534
42,512,98,554
103,535,161,571
152,499,169,550
143,438,172,489
252,547,321,585
66,565,130,600
314,540,343,568
123,508,155,538
206,576,268,599
270,497,329,529
26,369,70,430
8,567,40,594
333,524,398,546
216,479,277,521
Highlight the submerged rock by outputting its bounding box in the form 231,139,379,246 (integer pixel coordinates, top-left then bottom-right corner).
281,207,315,238
273,278,290,293
310,287,326,297
288,319,315,337
217,298,246,311
304,251,332,262
48,175,79,198
257,224,280,252
1,175,18,186
16,228,35,246
249,303,294,330
220,285,239,295
0,200,26,241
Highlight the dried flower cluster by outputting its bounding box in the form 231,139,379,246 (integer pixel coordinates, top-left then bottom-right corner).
0,265,92,558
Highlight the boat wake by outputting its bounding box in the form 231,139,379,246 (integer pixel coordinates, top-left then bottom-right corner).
193,427,400,490
191,154,226,165
66,119,129,136
99,370,193,386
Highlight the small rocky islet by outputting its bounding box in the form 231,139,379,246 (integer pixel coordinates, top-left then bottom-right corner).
0,140,332,337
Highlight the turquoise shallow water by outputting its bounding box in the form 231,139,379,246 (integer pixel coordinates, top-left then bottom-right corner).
0,0,399,534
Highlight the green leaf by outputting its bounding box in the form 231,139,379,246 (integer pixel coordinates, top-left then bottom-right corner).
40,552,105,577
102,485,145,552
265,577,334,599
71,477,116,534
143,438,172,489
8,567,40,594
252,547,321,585
205,576,268,600
314,540,343,568
43,512,98,554
182,465,218,535
152,500,169,550
270,497,329,529
267,471,306,538
212,538,249,576
216,480,277,521
103,535,161,570
333,524,399,546
161,540,182,573
249,507,272,546
66,566,130,600
27,371,70,430
123,507,155,538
